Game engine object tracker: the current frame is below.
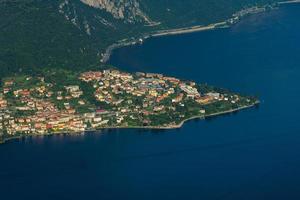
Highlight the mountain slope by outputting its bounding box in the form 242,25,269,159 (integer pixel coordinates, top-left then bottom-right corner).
0,0,288,79
0,0,99,74
140,0,282,27
0,0,149,77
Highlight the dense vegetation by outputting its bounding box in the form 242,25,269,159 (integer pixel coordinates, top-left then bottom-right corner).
141,0,282,28
0,1,99,76
0,0,287,81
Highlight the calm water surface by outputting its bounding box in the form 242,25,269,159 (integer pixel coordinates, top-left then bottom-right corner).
1,4,300,200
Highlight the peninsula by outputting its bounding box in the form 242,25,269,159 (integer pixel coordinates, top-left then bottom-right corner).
0,68,258,144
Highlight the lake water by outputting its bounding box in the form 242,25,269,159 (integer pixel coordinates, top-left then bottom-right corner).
1,4,300,200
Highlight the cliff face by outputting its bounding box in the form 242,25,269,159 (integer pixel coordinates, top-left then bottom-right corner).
57,0,155,38
79,0,152,24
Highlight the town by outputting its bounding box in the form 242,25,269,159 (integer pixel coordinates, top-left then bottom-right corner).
0,69,258,142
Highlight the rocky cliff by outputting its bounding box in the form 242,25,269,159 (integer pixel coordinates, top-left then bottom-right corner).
79,0,152,24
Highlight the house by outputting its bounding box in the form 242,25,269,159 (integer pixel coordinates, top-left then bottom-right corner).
153,105,165,112
14,89,31,97
3,88,10,94
149,90,158,97
196,96,214,105
200,109,206,114
207,92,220,99
80,71,102,82
4,80,14,87
65,86,83,98
180,84,199,97
78,100,85,105
172,94,184,103
117,116,124,124
0,99,7,108
93,116,102,123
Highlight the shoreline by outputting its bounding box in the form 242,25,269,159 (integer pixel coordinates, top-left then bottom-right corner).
278,0,300,4
173,101,259,129
101,22,228,63
0,3,271,145
148,22,227,38
0,102,258,145
101,2,284,63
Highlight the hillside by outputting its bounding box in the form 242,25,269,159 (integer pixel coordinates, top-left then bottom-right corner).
0,0,287,79
140,0,282,27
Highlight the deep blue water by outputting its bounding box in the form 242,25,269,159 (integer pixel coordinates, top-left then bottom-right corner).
1,4,300,200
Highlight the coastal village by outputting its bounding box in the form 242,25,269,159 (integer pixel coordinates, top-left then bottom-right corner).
0,69,257,141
